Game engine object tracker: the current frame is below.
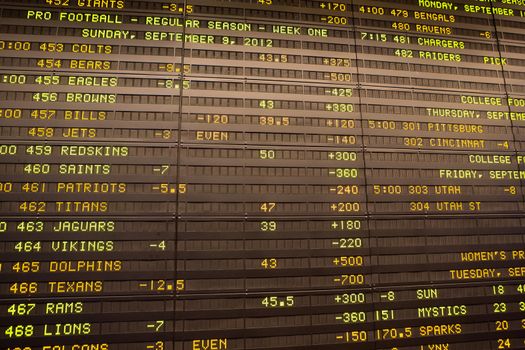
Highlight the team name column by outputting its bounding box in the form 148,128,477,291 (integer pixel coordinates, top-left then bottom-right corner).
0,1,183,350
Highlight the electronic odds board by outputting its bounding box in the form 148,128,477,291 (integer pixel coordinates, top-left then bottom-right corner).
1,0,525,349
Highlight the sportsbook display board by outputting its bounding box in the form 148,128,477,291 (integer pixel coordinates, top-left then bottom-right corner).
1,0,525,349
